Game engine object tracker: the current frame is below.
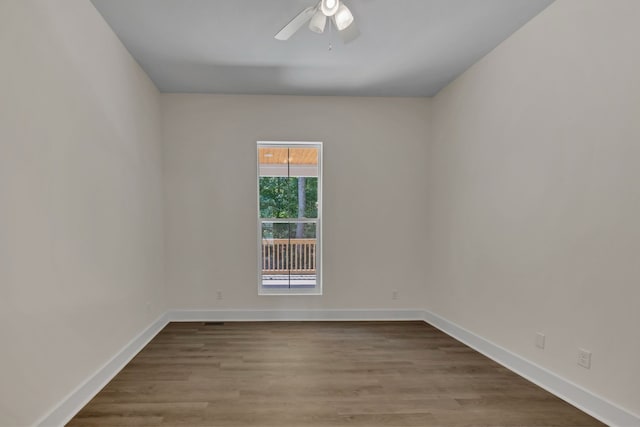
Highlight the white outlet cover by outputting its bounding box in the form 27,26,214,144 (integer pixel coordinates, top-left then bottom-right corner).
535,333,545,349
578,348,592,369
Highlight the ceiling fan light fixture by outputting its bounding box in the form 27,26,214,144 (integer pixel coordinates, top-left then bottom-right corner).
274,0,359,43
320,0,340,17
309,9,327,33
334,3,354,31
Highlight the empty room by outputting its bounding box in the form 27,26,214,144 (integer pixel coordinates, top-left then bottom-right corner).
1,0,639,425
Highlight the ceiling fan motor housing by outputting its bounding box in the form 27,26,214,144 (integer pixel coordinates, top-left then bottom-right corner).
321,0,340,16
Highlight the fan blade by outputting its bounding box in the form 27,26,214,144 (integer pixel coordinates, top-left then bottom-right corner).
275,6,317,40
336,18,360,44
309,10,327,34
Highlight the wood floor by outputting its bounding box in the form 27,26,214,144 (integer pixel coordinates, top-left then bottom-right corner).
69,321,605,426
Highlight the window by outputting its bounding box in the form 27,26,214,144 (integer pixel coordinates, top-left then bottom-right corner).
257,142,322,295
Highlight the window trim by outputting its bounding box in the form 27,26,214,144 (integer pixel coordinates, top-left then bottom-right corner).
256,141,323,296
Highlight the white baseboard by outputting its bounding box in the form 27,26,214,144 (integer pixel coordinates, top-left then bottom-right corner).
423,310,640,427
168,308,425,322
35,309,639,427
35,312,170,427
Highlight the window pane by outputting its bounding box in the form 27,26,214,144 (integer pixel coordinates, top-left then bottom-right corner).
289,147,318,178
258,147,290,177
260,221,317,290
261,222,291,288
290,222,317,289
299,177,318,219
259,175,317,220
259,177,298,219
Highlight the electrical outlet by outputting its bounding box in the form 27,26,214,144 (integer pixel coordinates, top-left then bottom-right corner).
535,332,545,349
392,290,399,300
578,348,591,369
216,291,223,300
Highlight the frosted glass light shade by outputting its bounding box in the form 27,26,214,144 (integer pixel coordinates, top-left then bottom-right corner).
309,10,327,33
334,3,354,31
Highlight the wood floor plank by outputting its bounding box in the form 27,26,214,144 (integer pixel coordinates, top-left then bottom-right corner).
68,321,605,426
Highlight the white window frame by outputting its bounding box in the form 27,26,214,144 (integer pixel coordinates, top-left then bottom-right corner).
257,141,323,296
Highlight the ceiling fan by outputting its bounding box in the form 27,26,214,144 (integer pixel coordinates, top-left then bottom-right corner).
275,0,360,43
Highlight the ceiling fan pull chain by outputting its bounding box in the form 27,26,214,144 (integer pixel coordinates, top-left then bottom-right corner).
328,18,333,51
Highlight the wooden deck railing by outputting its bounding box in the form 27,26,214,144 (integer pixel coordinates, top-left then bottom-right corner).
261,238,316,274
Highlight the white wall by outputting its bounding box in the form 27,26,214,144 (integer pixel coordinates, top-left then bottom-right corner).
162,94,431,310
0,1,165,425
427,0,640,416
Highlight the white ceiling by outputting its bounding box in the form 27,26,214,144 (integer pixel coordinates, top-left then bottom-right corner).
90,0,553,97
